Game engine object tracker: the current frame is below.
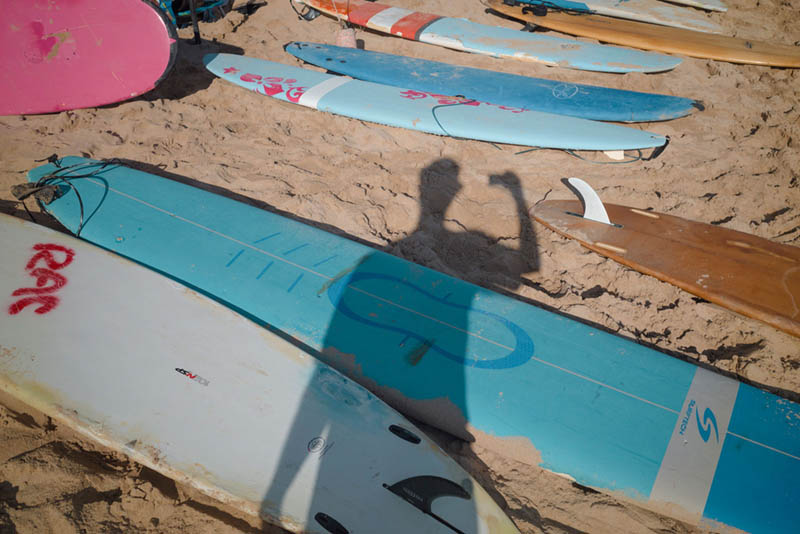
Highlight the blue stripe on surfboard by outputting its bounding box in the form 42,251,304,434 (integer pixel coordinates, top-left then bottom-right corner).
521,0,590,11
416,17,682,74
29,158,800,532
285,42,698,123
204,54,667,151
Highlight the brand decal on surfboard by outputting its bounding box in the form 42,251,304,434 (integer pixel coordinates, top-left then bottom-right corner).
8,243,74,316
695,405,719,443
678,399,720,443
308,436,335,456
175,367,210,386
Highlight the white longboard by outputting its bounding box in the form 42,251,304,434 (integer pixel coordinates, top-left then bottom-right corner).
0,213,518,534
513,0,723,33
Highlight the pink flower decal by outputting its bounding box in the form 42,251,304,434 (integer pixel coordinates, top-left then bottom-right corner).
285,86,307,103
240,73,263,83
430,93,480,106
400,90,428,100
223,66,240,74
260,82,284,97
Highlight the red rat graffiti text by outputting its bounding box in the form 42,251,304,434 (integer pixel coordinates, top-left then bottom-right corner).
8,243,75,315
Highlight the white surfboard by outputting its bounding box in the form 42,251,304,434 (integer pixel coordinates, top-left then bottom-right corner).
668,0,726,12
513,0,723,33
0,213,518,534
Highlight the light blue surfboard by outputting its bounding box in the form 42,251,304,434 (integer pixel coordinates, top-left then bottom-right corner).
285,42,701,123
203,54,666,152
29,157,800,534
300,0,682,74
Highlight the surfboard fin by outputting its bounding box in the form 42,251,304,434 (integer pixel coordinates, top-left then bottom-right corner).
564,177,612,225
383,475,470,534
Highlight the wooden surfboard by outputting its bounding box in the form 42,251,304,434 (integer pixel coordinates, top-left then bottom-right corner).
488,0,800,68
533,200,800,338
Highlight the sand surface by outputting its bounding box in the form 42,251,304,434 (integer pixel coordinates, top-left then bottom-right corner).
1,0,798,532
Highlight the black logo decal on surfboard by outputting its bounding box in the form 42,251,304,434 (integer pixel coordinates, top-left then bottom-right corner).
384,476,471,534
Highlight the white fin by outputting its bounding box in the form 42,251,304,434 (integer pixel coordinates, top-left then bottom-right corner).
604,150,625,161
567,177,611,225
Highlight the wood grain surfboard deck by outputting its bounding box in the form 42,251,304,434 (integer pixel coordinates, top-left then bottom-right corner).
533,200,800,338
488,0,800,67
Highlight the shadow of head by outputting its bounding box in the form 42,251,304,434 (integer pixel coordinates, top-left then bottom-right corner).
419,158,462,220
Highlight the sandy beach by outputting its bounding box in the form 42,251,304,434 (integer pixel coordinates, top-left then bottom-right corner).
1,0,798,532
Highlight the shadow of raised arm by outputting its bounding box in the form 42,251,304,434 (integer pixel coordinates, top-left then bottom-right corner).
489,171,539,277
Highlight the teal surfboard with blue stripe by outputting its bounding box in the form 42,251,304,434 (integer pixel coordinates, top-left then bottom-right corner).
28,157,800,533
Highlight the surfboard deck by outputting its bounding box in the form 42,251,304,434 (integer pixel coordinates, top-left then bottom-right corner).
0,0,177,115
285,42,700,123
26,157,800,534
0,212,518,534
533,199,800,338
488,0,800,67
508,0,722,33
204,54,667,151
297,0,681,73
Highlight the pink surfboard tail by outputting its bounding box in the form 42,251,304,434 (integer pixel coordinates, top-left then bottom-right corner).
0,0,178,115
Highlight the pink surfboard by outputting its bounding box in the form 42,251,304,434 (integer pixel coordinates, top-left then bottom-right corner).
1,0,177,115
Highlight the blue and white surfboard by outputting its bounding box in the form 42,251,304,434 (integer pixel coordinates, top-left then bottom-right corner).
285,42,700,123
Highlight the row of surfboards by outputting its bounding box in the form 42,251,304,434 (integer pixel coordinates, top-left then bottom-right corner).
302,0,800,68
3,0,799,149
3,156,798,534
2,2,799,533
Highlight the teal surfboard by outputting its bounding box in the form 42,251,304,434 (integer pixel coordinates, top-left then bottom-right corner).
28,157,800,534
285,42,700,123
203,54,667,152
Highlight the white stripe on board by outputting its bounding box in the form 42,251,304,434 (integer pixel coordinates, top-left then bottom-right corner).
649,367,739,516
297,76,351,109
366,7,414,32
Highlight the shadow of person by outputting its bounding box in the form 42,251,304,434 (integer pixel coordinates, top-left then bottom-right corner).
263,158,537,532
388,159,538,293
